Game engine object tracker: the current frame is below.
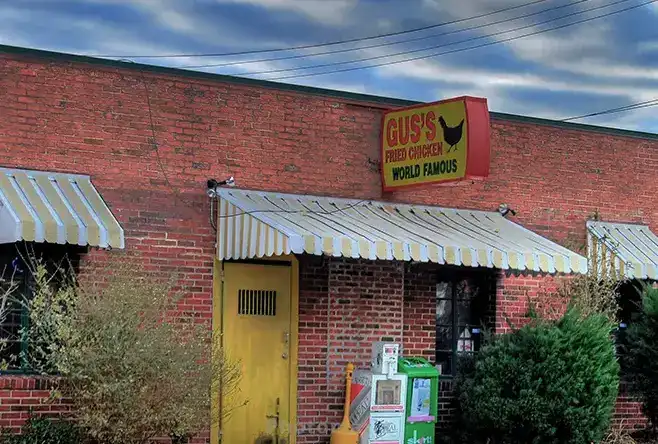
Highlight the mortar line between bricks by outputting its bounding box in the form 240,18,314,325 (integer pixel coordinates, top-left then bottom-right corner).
325,258,331,396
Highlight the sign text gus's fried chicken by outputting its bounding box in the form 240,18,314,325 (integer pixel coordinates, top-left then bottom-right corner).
380,96,491,191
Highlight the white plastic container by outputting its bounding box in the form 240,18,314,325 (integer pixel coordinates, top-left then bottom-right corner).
371,342,400,377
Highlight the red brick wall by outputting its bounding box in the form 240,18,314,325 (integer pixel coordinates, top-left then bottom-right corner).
296,257,404,443
327,258,404,378
402,263,436,362
2,50,656,243
297,255,330,442
496,272,565,333
1,48,655,437
615,384,648,431
0,377,71,434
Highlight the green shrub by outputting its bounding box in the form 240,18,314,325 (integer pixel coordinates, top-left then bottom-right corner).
623,284,658,432
18,256,244,444
454,307,620,444
0,414,83,444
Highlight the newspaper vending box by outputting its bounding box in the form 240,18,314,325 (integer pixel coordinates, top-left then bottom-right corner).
397,357,439,444
368,343,407,444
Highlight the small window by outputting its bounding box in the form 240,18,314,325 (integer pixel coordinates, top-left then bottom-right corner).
435,269,495,377
0,242,83,373
0,263,28,370
238,289,277,316
616,279,650,377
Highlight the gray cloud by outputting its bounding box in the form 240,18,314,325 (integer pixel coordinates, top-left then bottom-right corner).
214,0,359,25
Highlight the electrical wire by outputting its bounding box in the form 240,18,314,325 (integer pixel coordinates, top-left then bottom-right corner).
215,199,369,219
138,68,195,208
138,66,369,216
562,98,658,121
236,0,641,78
181,0,593,69
88,0,553,59
264,0,657,81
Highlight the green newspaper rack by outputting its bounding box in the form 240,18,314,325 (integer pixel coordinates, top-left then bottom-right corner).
397,356,439,444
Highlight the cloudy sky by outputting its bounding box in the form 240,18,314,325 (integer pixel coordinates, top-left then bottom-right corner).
1,0,657,132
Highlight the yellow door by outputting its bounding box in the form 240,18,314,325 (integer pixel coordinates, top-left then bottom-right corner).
222,262,293,444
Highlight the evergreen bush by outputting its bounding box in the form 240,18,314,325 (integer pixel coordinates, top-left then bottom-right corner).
624,284,658,433
454,307,620,444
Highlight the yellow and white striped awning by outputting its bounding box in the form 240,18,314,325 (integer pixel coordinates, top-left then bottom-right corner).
587,221,658,280
216,189,587,274
0,167,124,249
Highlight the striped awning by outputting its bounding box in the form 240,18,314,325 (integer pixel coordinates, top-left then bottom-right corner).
587,221,658,280
0,167,124,249
216,189,587,274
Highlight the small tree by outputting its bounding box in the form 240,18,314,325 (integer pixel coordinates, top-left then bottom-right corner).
21,255,243,444
555,270,621,324
623,284,658,433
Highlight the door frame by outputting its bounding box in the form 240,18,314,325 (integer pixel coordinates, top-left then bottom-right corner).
211,254,300,444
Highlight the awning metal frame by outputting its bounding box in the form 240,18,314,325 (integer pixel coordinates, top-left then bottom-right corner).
587,220,658,280
0,167,124,249
216,188,587,275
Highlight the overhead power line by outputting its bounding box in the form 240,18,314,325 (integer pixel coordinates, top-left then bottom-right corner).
237,0,639,78
88,0,552,59
562,98,658,121
262,0,656,81
182,0,593,70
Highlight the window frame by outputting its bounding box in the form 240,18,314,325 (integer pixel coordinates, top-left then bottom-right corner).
615,278,654,380
0,242,84,375
435,270,493,378
0,258,36,374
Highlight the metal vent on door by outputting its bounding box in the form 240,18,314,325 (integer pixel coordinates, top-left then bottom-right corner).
238,289,277,316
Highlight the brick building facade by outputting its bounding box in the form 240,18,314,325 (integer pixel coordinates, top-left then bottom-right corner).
1,44,657,443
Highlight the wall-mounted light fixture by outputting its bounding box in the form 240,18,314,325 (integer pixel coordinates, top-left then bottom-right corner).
498,203,516,217
207,177,236,230
206,177,235,198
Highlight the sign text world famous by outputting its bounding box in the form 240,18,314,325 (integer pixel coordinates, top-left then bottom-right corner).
380,96,490,191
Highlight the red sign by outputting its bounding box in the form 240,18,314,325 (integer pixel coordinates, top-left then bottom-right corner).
381,96,491,192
